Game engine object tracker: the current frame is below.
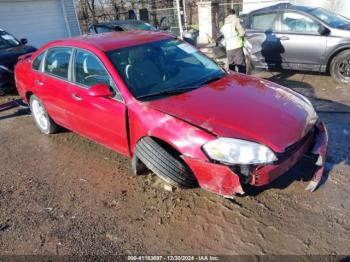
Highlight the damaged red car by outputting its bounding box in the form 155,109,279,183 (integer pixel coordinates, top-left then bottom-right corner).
15,31,328,198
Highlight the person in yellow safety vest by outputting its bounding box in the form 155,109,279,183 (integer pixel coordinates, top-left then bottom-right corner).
220,9,246,74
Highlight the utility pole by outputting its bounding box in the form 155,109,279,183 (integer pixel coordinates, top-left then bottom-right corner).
182,0,188,29
175,0,183,37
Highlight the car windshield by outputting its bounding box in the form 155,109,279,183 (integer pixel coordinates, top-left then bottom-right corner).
0,30,21,49
107,39,225,100
310,8,350,29
122,22,157,31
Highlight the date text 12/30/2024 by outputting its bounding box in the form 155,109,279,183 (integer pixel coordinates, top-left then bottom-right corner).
127,256,220,261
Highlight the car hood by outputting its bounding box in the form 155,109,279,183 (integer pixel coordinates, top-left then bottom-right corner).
146,73,318,153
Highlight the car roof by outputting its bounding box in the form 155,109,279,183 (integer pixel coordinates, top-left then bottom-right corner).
48,30,174,52
249,3,317,14
94,19,148,27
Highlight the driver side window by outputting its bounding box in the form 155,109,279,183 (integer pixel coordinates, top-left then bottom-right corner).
281,12,320,33
74,50,123,101
74,50,110,87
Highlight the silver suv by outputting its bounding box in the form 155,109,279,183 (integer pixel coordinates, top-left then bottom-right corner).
242,3,350,84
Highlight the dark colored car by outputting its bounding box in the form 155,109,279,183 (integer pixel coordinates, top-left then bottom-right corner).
88,19,158,34
15,31,327,197
0,28,36,95
242,3,350,84
88,19,198,46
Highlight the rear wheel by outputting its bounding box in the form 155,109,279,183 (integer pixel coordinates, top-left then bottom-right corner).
29,95,59,134
330,50,350,84
133,137,197,187
0,86,6,96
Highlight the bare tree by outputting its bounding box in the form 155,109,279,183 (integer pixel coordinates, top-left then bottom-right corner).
187,0,197,26
85,0,97,23
150,0,159,26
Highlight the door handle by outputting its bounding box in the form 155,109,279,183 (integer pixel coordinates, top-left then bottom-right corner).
35,80,44,86
71,94,82,101
278,36,290,41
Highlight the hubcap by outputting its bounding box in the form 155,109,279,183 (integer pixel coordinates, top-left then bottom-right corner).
32,99,48,130
338,58,350,79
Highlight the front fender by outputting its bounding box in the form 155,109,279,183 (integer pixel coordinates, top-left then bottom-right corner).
128,100,215,160
128,101,246,197
0,66,13,84
324,43,350,68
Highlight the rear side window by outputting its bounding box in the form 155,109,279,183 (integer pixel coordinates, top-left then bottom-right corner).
32,52,45,71
88,26,97,34
113,26,124,32
95,26,111,33
251,12,278,31
44,47,72,80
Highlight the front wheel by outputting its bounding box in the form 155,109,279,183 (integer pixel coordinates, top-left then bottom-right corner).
29,95,59,134
133,137,197,188
330,50,350,84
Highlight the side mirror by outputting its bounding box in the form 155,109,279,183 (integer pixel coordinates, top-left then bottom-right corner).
319,26,330,36
20,38,28,45
88,83,113,97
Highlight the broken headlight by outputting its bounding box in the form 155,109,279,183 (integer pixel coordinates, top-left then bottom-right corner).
203,138,277,165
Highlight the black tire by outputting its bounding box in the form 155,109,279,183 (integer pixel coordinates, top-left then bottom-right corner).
0,86,6,96
330,50,350,84
134,137,197,187
29,95,59,134
0,83,16,96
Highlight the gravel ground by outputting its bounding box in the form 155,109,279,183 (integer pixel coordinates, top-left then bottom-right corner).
0,72,349,256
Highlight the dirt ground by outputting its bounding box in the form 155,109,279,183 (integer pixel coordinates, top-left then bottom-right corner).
0,71,349,256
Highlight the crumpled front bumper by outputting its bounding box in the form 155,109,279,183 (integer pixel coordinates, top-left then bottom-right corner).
183,121,328,198
305,121,328,192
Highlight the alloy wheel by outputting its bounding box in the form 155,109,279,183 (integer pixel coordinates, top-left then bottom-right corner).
31,99,49,131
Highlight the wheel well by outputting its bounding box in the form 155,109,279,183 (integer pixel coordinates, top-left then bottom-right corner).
137,136,182,158
25,91,34,103
134,136,198,184
326,48,350,73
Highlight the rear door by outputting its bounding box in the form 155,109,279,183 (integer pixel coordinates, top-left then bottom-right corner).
34,47,72,125
245,11,281,68
66,48,129,155
275,11,328,70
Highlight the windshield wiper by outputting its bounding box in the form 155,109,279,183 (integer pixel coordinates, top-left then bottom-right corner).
137,86,200,100
136,74,225,100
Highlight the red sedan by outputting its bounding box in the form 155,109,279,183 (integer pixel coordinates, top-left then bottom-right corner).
15,31,328,197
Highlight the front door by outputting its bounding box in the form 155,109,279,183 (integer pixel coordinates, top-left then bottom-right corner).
275,11,328,70
66,49,129,155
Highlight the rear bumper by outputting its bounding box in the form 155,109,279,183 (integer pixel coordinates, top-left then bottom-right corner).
183,121,328,197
